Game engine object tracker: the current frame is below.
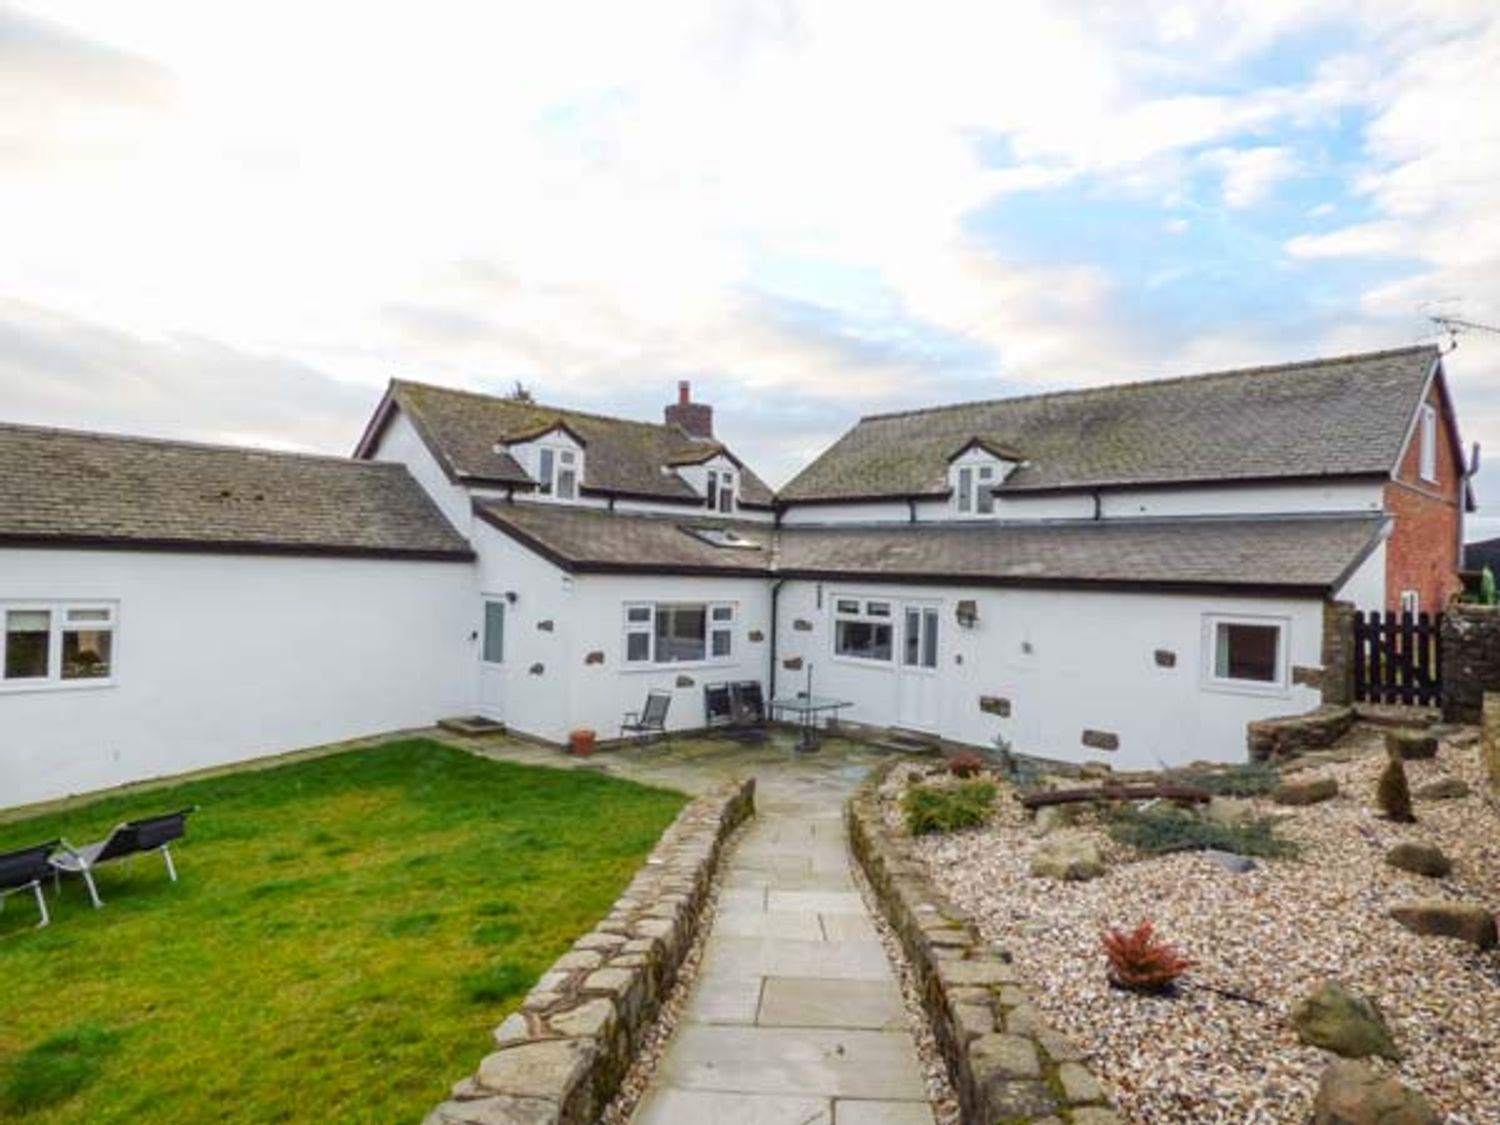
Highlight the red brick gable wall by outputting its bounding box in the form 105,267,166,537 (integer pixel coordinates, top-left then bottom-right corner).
1384,376,1463,612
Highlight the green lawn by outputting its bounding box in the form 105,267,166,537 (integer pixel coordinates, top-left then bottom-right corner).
0,740,685,1123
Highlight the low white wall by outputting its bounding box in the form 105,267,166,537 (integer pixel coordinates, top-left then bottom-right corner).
0,548,476,809
774,580,1325,769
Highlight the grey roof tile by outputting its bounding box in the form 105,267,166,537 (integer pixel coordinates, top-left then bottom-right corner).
779,346,1439,501
389,381,775,507
0,423,473,559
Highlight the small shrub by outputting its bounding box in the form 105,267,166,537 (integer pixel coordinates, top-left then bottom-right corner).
1176,762,1281,797
1376,754,1416,823
903,780,996,836
1108,804,1295,858
947,751,987,778
1102,920,1195,993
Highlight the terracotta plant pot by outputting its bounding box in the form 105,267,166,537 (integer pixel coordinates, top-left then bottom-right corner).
568,729,597,757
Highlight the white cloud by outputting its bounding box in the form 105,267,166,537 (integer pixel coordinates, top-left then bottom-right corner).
1206,145,1299,208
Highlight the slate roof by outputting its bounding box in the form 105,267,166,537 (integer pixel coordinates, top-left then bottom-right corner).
368,380,775,507
775,516,1387,594
0,422,473,559
473,501,774,576
474,499,1384,594
780,346,1441,502
1464,537,1500,574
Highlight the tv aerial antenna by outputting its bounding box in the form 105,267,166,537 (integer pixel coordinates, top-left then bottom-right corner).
1420,300,1500,352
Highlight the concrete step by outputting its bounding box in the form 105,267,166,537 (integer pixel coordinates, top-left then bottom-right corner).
437,715,508,737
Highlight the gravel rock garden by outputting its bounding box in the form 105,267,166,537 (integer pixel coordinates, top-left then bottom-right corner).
878,725,1500,1124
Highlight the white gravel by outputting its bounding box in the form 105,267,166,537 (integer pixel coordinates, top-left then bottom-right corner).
886,730,1500,1124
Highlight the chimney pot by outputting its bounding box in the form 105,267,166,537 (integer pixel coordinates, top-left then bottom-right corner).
664,381,714,440
678,380,691,405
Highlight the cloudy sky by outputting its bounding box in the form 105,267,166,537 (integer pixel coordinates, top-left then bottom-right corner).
2,1,1497,538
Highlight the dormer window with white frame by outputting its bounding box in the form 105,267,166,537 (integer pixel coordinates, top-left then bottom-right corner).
705,468,736,514
537,445,580,501
947,439,1020,516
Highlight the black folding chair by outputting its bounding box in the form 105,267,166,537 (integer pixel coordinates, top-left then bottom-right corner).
51,807,196,908
620,691,672,744
732,681,766,726
1,840,59,928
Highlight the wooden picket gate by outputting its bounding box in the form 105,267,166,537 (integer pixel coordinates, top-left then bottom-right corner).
1352,610,1443,706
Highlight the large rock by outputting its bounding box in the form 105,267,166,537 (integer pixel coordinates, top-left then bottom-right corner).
1032,804,1078,837
1203,796,1256,825
1384,842,1452,878
1389,900,1498,950
1292,982,1399,1060
1313,1061,1439,1125
1413,777,1470,800
1030,834,1105,881
1272,776,1339,806
1385,729,1438,761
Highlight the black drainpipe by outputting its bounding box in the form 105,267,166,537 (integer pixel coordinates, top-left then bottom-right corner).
907,497,917,523
768,578,785,700
1092,488,1102,521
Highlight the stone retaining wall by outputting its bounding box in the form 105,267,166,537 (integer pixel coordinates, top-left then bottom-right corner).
1484,693,1500,795
847,769,1121,1125
1441,604,1500,724
425,778,755,1125
1246,704,1356,762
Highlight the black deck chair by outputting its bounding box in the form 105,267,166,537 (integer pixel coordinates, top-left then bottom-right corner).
621,690,672,744
732,681,766,726
1,840,59,928
50,807,196,909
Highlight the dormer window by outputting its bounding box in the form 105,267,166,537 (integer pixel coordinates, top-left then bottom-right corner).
537,446,580,501
705,469,736,514
955,463,996,515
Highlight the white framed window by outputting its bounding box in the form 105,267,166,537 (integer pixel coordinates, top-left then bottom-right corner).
1418,403,1438,483
1400,590,1420,615
705,469,736,514
953,463,997,515
1202,614,1288,694
536,446,581,500
623,602,736,666
833,596,895,662
2,602,116,691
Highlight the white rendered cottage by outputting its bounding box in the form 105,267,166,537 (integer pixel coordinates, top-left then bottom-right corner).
0,347,1473,808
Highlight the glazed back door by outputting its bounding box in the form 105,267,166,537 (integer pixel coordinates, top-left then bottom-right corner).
477,598,507,721
896,603,940,731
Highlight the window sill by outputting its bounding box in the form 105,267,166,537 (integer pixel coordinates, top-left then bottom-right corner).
0,678,117,696
621,659,738,674
830,653,895,668
1200,677,1290,699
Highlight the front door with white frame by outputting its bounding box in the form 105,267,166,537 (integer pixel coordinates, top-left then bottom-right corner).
896,602,941,730
478,598,507,720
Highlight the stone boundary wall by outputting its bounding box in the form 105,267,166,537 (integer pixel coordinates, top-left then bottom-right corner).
1441,604,1500,724
847,769,1121,1125
1246,704,1356,762
425,778,756,1125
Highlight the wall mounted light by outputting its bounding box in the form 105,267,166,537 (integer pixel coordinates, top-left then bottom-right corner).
955,599,979,628
505,591,519,604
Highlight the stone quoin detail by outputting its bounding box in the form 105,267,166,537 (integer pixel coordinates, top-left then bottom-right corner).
1081,729,1119,752
979,695,1012,717
1153,649,1177,668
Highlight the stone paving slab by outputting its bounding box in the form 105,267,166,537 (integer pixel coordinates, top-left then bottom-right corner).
766,889,867,915
833,1100,936,1124
758,977,906,1030
657,1025,927,1100
714,909,826,941
633,1090,832,1125
724,868,857,892
702,935,892,981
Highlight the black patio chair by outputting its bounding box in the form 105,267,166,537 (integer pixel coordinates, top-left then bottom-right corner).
704,682,734,729
621,690,672,744
50,807,197,909
731,681,766,726
0,840,59,928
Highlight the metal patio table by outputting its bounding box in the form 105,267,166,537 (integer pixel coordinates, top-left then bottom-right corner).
769,693,852,753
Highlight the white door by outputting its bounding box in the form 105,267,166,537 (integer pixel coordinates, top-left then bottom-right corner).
897,603,941,730
478,598,507,720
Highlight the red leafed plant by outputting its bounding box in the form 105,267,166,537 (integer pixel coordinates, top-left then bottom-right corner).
947,751,987,778
1102,920,1195,993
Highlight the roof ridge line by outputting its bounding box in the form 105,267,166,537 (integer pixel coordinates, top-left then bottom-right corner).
855,344,1439,424
392,377,696,437
0,419,403,469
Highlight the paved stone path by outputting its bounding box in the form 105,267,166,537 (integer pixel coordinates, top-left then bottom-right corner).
632,757,936,1125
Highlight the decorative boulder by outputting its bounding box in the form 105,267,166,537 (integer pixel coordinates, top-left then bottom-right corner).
1272,776,1339,806
1413,777,1470,800
1203,796,1256,826
1385,729,1438,761
1291,982,1399,1060
1384,842,1452,879
1389,900,1498,950
1030,834,1105,882
1032,805,1077,837
1313,1061,1439,1125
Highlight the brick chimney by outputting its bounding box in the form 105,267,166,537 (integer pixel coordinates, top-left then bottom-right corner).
664,380,714,440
